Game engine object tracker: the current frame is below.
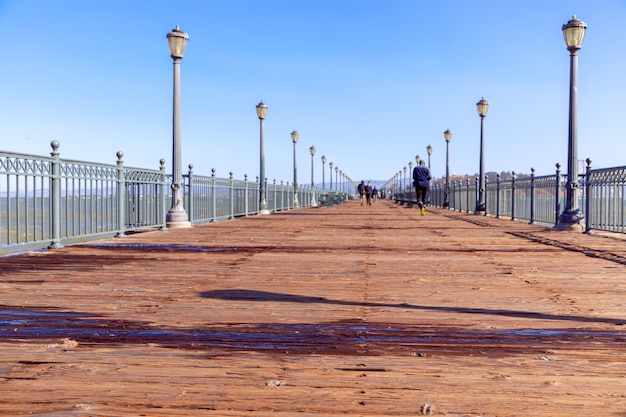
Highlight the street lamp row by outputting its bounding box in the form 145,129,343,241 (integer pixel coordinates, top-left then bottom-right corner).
170,16,585,230
401,15,585,229
257,101,349,213
167,25,347,223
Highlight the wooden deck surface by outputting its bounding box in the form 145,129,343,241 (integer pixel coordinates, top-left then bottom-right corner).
2,199,626,416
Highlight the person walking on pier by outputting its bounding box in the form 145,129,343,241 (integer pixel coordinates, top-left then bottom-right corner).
412,160,431,216
365,181,373,206
358,181,366,205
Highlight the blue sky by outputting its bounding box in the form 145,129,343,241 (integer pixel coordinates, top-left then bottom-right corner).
1,1,625,185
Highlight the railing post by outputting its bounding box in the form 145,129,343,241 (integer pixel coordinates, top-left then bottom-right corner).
484,175,489,216
187,164,194,224
273,179,277,212
449,181,453,210
229,171,234,219
159,159,167,230
496,173,501,219
584,158,592,234
467,178,472,213
49,140,63,249
467,177,480,213
511,171,516,221
266,177,271,212
281,181,285,211
529,167,535,224
256,176,260,214
450,181,454,210
116,151,126,237
211,169,217,222
555,163,561,228
244,174,249,217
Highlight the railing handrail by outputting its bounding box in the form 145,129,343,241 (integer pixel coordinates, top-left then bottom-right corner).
393,163,626,235
6,143,626,255
0,143,346,254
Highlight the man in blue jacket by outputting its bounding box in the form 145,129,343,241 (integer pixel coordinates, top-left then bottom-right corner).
412,160,431,216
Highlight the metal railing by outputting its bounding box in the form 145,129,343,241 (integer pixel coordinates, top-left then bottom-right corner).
1,142,341,254
394,160,626,235
9,141,626,254
584,163,626,234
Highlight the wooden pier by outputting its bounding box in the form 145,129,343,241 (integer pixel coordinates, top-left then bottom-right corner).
1,199,626,416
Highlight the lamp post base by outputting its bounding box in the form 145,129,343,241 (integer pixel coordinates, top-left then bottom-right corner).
166,209,191,229
166,220,192,229
474,203,486,215
259,199,271,215
556,209,584,232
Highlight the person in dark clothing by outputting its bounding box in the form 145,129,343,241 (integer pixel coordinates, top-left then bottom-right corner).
412,160,431,216
365,181,373,206
358,181,366,205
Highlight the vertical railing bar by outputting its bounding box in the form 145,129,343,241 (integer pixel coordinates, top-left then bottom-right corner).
529,168,535,224
484,176,489,216
90,176,94,235
6,174,12,244
229,172,234,219
511,172,516,221
64,173,69,239
187,164,194,224
555,164,561,228
211,169,216,222
584,159,592,233
116,152,126,237
39,174,44,241
16,172,21,243
244,175,249,217
496,174,501,219
160,159,167,229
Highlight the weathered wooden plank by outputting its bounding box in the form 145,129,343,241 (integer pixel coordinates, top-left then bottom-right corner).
1,200,626,416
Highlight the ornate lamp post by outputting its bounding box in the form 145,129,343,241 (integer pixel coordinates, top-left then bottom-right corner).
475,97,489,214
321,155,326,191
256,101,270,214
557,15,587,231
339,170,343,193
408,161,414,201
165,25,191,228
309,145,317,207
329,162,333,191
397,172,401,196
291,130,300,208
444,129,453,208
426,145,433,170
335,166,339,191
395,172,399,196
403,166,407,192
